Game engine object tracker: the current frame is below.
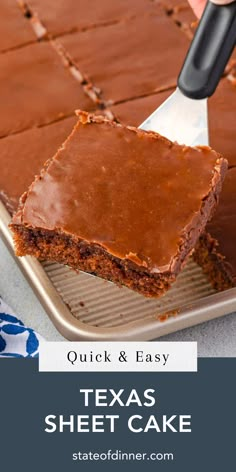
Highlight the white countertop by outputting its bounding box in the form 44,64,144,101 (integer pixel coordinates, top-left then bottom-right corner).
1,237,235,356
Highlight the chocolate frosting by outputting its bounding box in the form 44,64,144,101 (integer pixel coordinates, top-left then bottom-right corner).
60,10,189,103
28,0,155,37
13,112,227,273
0,41,92,138
209,78,236,166
0,116,76,214
0,1,35,52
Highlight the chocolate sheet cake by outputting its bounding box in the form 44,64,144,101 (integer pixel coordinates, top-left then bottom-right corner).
0,41,92,138
194,169,236,290
193,75,236,289
59,10,189,104
23,0,153,38
163,0,197,39
10,112,227,298
208,78,236,167
0,116,76,215
0,0,36,52
0,1,234,298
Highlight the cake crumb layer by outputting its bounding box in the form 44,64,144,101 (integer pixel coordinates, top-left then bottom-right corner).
194,168,236,290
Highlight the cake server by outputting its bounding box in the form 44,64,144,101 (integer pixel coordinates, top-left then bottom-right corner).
140,0,236,146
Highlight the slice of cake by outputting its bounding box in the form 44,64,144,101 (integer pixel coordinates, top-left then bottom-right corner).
10,111,227,298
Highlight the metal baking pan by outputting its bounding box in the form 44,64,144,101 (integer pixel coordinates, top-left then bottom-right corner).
1,200,236,340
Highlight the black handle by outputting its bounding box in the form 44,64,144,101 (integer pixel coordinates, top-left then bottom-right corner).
178,0,236,99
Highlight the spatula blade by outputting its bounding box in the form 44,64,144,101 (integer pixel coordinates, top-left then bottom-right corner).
139,88,209,147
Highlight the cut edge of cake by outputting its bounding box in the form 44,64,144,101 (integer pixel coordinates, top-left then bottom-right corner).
194,232,235,291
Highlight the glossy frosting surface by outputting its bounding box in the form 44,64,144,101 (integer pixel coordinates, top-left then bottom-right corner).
60,10,189,103
28,0,153,36
15,113,224,271
0,41,92,138
0,116,76,214
0,1,35,52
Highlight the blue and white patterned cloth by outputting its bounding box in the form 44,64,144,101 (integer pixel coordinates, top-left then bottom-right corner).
0,297,43,358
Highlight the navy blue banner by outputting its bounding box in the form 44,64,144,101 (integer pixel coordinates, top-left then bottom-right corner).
0,358,235,471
